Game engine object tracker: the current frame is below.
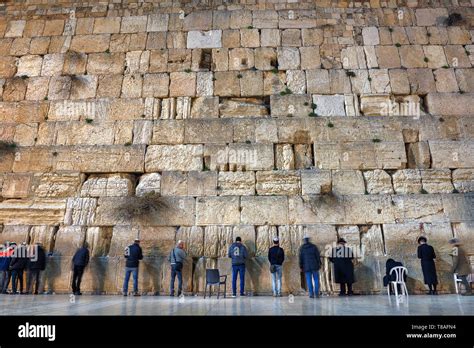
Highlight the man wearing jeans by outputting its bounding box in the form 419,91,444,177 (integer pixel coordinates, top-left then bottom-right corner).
167,240,186,297
268,237,285,297
299,236,321,298
228,237,248,297
123,239,143,297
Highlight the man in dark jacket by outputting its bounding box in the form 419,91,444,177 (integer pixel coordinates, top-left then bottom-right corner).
167,240,187,297
0,242,13,294
299,236,321,298
449,238,472,296
268,237,285,297
123,239,143,296
228,237,248,297
26,242,46,295
9,242,28,295
329,238,355,296
417,236,438,295
71,243,90,295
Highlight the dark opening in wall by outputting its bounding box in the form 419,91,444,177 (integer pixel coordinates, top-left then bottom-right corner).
199,49,212,71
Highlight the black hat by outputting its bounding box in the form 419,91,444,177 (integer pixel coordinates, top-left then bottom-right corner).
417,236,427,244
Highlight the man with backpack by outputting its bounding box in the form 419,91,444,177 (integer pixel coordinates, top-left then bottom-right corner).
228,236,248,298
268,237,285,297
122,238,143,297
299,236,321,298
167,240,186,297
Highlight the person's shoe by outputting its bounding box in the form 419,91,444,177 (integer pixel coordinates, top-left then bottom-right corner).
76,292,82,296
177,291,182,297
428,290,433,295
347,292,354,296
309,295,315,299
133,292,141,297
231,294,236,298
338,293,346,297
123,292,128,297
433,291,438,295
33,291,38,295
240,293,247,296
272,293,276,297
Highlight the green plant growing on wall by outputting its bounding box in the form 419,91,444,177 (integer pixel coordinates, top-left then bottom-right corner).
116,192,168,221
0,141,17,155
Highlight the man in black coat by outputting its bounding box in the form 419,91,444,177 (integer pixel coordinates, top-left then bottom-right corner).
268,237,285,297
9,243,28,295
71,243,90,295
299,236,321,298
417,236,438,295
122,239,143,296
26,242,46,295
329,238,355,296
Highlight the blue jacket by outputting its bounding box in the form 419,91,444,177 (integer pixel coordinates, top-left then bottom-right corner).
125,243,143,268
0,255,11,271
299,242,321,272
228,242,248,265
72,247,90,267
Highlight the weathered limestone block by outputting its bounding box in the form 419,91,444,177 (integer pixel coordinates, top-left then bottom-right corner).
70,75,98,100
270,94,312,118
3,77,27,101
360,95,391,116
135,173,161,197
399,45,427,68
425,93,474,116
277,47,300,70
392,194,445,223
456,69,474,93
229,48,254,71
95,196,195,226
442,194,474,222
203,225,233,258
0,56,18,78
184,119,233,144
255,225,277,256
343,195,395,224
434,69,458,93
332,170,365,195
241,196,288,225
87,52,124,75
256,170,300,196
63,51,87,75
188,171,217,196
240,71,264,97
187,30,222,49
337,225,361,252
362,27,379,45
408,68,436,94
214,72,240,97
306,69,329,94
429,141,474,169
0,225,30,244
159,171,187,196
312,95,346,116
0,101,48,123
219,98,268,117
93,17,121,34
70,35,110,53
275,144,294,170
392,169,422,194
407,141,431,169
176,226,204,258
363,169,394,194
389,69,410,94
151,120,184,144
191,97,219,118
452,169,474,193
5,20,26,38
41,53,64,77
264,71,286,95
13,122,37,146
16,55,43,77
294,144,313,169
145,145,203,171
64,197,97,226
34,172,83,198
423,45,447,68
80,174,135,197
288,195,345,225
147,14,169,32
420,169,454,193
314,142,407,170
2,174,31,198
0,199,65,228
54,226,86,256
217,172,255,196
226,144,274,171
120,16,147,33
196,196,240,225
375,46,401,68
415,8,448,26
301,170,332,195
28,225,57,248
196,72,213,97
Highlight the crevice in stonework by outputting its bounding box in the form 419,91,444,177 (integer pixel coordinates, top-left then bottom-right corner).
379,224,387,256
49,225,59,254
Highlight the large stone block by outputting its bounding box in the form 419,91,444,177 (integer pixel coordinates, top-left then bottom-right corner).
80,174,135,197
196,196,240,225
145,145,203,171
217,172,255,196
256,170,300,196
312,95,346,116
425,93,474,116
187,30,222,49
332,170,365,195
300,170,332,195
452,169,474,193
420,169,454,193
241,196,288,225
429,141,474,169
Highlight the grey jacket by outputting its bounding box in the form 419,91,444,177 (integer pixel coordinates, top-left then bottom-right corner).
168,247,186,264
228,242,248,265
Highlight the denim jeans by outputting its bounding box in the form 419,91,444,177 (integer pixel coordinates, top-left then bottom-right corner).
271,265,282,295
305,271,319,297
232,264,245,295
170,264,183,295
0,270,8,293
123,267,138,294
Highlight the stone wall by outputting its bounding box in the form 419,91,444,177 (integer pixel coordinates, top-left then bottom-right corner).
0,0,473,295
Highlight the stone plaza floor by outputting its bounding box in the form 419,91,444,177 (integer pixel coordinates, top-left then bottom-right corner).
0,294,472,316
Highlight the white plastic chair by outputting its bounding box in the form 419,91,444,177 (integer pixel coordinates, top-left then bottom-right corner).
454,273,463,294
387,266,408,298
